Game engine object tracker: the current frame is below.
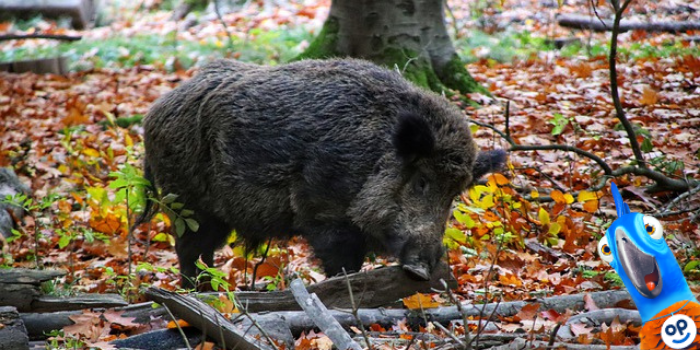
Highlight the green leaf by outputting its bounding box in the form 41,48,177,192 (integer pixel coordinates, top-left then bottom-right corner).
548,222,562,235
162,193,179,204
170,202,184,210
180,209,194,217
185,218,199,232
108,178,129,189
684,260,700,272
454,210,475,229
152,233,170,242
174,218,186,237
444,227,467,244
58,235,71,249
641,137,653,152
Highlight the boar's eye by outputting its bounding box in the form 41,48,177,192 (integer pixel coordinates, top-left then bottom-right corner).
414,176,429,194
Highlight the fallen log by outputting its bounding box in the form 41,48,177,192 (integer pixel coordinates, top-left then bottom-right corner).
0,57,69,75
0,0,95,29
566,307,641,326
557,14,700,33
22,265,451,339
483,337,639,350
237,289,633,344
231,263,457,312
0,34,82,42
0,269,65,312
0,268,125,313
30,294,127,313
145,288,276,350
0,306,29,350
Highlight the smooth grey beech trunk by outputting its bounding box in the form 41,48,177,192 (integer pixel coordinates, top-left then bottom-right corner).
299,0,485,94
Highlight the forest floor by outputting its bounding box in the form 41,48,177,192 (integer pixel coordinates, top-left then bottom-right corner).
0,0,699,348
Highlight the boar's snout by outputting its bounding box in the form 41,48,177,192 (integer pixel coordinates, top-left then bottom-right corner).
398,228,445,281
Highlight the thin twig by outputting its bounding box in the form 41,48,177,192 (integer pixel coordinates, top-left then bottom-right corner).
548,322,562,348
251,238,273,290
434,322,465,348
343,268,373,350
440,279,471,350
213,0,235,49
239,301,280,350
609,0,645,168
162,304,193,350
663,183,700,211
444,0,460,39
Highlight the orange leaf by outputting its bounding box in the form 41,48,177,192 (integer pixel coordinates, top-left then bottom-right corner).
551,190,565,204
167,319,190,328
583,199,599,213
487,173,509,187
499,273,523,287
403,293,440,309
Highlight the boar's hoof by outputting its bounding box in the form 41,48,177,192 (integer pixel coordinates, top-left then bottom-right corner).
403,264,431,281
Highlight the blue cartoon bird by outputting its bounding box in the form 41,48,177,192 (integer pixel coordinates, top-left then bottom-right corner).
599,182,700,349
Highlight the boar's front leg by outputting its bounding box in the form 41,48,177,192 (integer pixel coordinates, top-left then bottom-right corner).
305,223,367,277
174,215,232,289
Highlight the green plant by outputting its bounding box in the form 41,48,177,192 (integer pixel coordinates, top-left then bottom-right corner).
44,330,85,350
2,193,61,267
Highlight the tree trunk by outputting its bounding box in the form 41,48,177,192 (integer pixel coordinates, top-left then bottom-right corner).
298,0,485,95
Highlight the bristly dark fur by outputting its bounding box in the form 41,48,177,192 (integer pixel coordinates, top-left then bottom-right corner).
142,58,505,287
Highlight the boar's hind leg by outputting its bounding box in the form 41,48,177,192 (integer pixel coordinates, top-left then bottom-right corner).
175,216,232,289
306,225,367,277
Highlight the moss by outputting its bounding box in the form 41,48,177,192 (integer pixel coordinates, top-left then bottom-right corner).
375,47,447,92
295,16,340,60
435,54,489,95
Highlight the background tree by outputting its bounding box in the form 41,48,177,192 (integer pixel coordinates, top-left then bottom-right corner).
298,0,486,95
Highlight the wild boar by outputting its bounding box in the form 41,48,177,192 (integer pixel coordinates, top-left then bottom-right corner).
139,59,505,287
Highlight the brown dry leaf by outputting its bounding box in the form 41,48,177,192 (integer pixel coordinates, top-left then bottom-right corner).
217,294,240,314
254,262,280,279
515,303,541,322
569,62,593,79
639,86,659,106
403,293,440,309
102,310,140,331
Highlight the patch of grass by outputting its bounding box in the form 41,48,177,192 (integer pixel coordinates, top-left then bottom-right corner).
0,27,313,71
454,29,700,63
455,29,555,63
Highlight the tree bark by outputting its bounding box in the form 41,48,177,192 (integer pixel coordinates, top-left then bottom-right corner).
299,0,485,95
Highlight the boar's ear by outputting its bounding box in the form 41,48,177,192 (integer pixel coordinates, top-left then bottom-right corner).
473,149,507,179
393,112,435,164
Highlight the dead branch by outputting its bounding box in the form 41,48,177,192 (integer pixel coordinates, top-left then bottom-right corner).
565,308,641,326
145,287,276,350
0,34,82,42
558,14,700,33
211,264,456,312
291,278,363,350
237,290,633,338
484,337,639,350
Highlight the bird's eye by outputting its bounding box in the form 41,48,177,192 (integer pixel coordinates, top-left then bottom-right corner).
642,215,663,240
598,236,613,263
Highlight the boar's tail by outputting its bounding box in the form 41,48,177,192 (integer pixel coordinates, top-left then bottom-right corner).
132,159,158,231
473,149,507,179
